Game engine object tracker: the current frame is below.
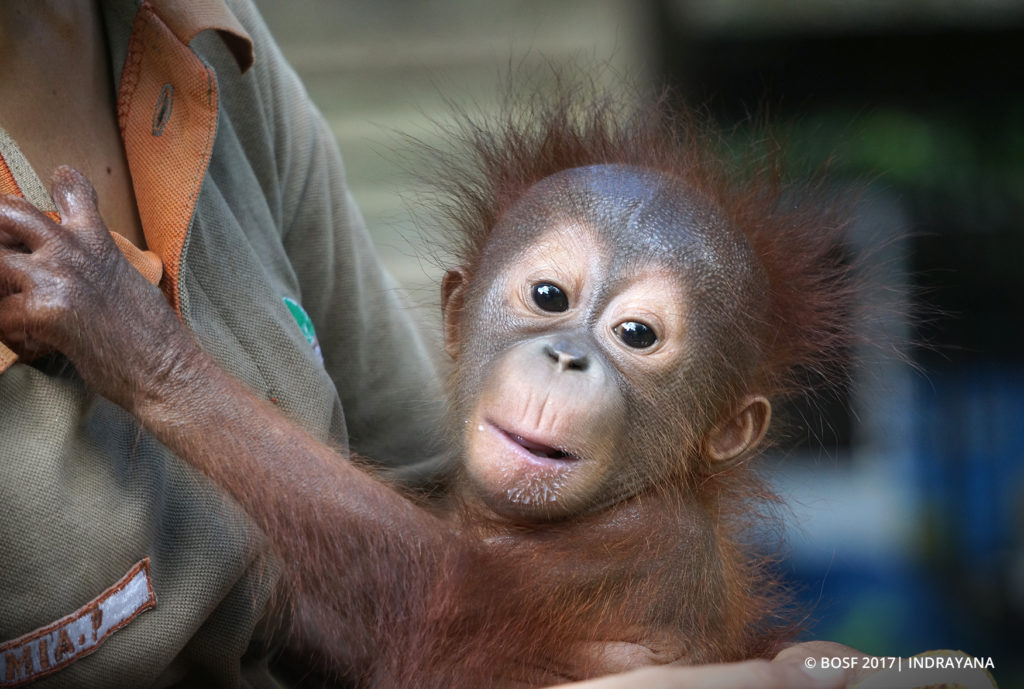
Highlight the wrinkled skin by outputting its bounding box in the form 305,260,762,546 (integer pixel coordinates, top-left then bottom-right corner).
0,167,186,400
0,167,865,688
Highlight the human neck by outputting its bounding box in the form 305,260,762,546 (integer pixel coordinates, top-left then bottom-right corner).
0,0,147,249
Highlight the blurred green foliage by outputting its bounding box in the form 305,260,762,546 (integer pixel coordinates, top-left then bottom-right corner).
780,102,1024,208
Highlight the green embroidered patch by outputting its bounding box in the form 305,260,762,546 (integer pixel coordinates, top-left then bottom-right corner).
283,296,323,363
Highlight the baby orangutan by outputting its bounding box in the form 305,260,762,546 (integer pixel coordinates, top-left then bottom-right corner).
0,96,856,687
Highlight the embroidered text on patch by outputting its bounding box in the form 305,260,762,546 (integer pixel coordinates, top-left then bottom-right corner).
0,559,156,686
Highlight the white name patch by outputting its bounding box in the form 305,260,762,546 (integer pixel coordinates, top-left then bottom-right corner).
0,559,156,687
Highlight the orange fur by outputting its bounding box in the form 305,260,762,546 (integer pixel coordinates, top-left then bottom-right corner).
382,81,861,684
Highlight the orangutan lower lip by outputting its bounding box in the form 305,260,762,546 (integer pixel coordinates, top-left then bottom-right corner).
500,429,579,462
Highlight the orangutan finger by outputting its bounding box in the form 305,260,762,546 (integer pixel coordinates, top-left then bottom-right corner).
0,194,58,251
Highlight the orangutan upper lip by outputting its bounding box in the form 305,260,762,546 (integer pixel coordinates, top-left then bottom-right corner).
504,430,578,461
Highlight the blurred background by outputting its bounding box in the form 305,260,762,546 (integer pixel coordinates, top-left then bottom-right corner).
254,0,1024,683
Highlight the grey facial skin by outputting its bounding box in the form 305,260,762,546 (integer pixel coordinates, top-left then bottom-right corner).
480,164,766,366
451,165,769,520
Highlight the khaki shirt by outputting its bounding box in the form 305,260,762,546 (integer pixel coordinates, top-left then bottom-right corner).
0,1,444,686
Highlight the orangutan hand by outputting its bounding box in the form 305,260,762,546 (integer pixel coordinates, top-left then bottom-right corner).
0,166,202,407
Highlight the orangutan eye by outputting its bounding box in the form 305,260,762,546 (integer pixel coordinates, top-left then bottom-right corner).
615,321,657,349
532,283,569,313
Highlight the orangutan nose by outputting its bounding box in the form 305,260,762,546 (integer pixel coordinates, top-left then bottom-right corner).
543,340,590,372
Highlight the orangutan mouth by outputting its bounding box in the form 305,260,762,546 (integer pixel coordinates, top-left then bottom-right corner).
505,431,578,462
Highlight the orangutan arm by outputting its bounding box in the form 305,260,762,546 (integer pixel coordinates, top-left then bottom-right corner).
0,169,459,678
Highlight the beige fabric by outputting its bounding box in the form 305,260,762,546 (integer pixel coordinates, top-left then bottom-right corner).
0,126,57,212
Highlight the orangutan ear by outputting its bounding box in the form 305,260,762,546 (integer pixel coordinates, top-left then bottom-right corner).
705,395,771,465
441,267,470,360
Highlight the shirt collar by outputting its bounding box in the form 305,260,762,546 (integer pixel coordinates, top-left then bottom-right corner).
139,0,254,72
